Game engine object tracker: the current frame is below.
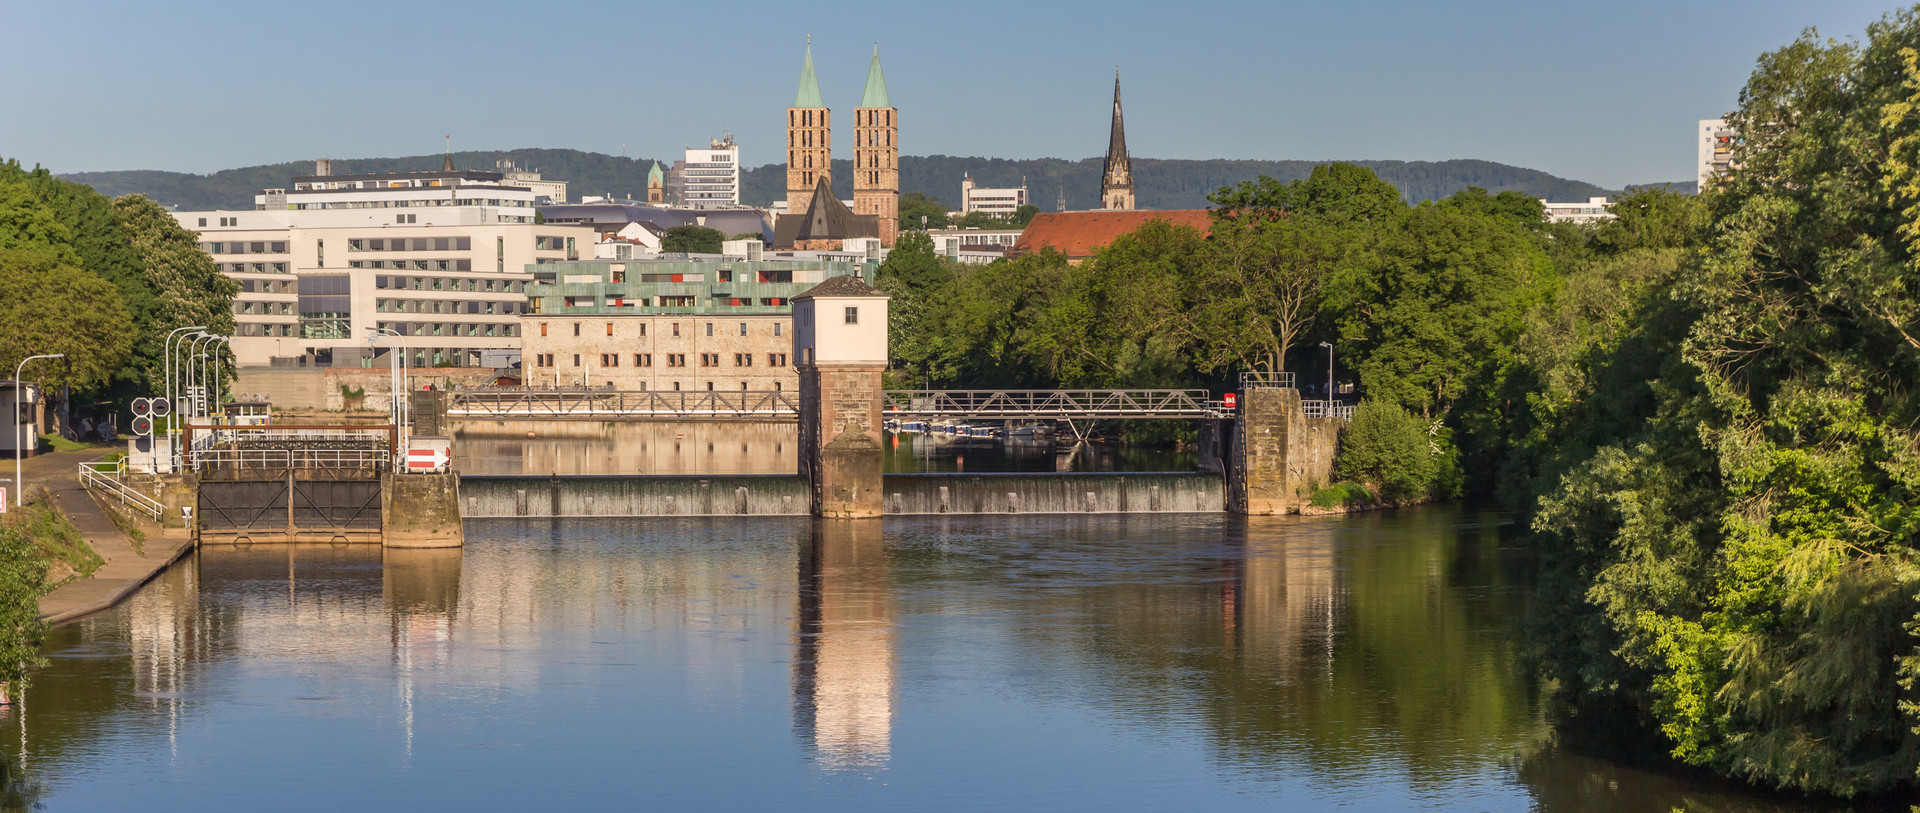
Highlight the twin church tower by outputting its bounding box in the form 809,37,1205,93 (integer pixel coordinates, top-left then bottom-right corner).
784,42,899,247
778,42,1136,249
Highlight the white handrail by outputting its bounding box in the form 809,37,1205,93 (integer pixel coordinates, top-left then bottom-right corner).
77,460,164,521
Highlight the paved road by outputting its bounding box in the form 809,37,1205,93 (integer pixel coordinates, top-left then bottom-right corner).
15,448,192,625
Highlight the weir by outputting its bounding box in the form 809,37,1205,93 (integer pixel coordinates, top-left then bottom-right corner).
458,472,1224,518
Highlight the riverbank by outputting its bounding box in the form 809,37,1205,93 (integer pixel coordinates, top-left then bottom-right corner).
17,448,194,626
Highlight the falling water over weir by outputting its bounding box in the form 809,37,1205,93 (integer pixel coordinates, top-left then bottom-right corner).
458,472,1224,518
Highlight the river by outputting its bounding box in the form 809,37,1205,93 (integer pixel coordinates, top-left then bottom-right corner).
0,505,1863,810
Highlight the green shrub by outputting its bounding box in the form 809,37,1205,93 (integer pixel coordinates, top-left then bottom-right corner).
1309,481,1375,509
0,498,54,690
1334,401,1438,504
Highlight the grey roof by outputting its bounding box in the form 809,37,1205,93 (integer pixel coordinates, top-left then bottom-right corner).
536,203,773,242
793,273,886,300
773,177,879,247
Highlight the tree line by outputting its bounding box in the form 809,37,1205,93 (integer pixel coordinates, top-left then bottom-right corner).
874,7,1920,796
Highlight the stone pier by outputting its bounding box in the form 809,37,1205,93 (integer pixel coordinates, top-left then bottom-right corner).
1226,386,1344,515
792,275,890,518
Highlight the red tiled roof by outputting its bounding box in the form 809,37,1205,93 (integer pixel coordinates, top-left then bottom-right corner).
1008,209,1212,260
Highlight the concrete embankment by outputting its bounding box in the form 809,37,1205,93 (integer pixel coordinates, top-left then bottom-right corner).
461,472,1224,518
22,450,195,626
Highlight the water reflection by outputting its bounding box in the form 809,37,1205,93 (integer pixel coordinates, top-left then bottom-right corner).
0,511,1889,811
793,521,895,771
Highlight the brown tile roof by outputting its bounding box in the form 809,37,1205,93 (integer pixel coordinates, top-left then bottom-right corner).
773,176,880,248
1008,210,1212,260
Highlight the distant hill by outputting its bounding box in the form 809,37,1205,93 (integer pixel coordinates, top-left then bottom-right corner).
57,148,1625,213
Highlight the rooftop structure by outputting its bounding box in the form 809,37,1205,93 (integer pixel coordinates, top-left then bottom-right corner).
960,174,1027,216
1009,210,1209,263
1101,72,1135,211
1541,197,1617,225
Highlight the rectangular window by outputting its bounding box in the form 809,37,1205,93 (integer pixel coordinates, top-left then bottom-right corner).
706,322,714,336
573,323,580,336
739,322,747,336
540,322,548,337
774,323,782,337
639,323,646,337
573,354,581,367
605,323,613,336
635,353,651,367
671,323,680,337
845,306,858,324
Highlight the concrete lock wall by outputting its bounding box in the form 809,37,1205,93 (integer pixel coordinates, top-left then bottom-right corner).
383,472,465,547
881,473,1224,515
460,475,812,518
798,363,885,517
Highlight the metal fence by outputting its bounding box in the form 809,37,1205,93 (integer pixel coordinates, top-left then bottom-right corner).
77,459,164,521
1302,400,1356,420
1240,371,1297,390
448,389,800,419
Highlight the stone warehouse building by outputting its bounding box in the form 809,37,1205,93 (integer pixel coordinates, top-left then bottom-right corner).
518,255,871,391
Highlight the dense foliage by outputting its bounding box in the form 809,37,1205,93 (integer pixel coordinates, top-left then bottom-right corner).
0,159,236,398
659,225,726,254
1334,401,1439,504
1510,11,1920,797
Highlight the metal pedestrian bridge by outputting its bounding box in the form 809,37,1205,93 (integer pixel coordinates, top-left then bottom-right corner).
445,387,1230,421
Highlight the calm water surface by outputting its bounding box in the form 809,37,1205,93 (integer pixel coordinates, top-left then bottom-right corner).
0,509,1855,810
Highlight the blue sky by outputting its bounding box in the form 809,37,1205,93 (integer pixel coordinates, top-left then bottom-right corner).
1,0,1900,188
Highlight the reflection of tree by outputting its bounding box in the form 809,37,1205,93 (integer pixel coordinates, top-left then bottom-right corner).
792,521,894,771
973,509,1546,793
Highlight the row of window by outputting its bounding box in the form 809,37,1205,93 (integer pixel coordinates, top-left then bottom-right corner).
224,262,290,275
540,321,784,338
348,237,474,252
294,198,526,210
535,352,789,369
201,241,289,255
376,276,527,293
374,299,519,315
351,258,473,272
376,322,519,338
238,279,293,294
236,322,297,337
235,301,294,315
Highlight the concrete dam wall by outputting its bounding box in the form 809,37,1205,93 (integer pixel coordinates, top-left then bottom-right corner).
461,472,1224,518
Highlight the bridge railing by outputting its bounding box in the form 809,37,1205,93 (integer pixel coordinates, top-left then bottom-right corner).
448,389,799,419
1240,371,1296,390
882,389,1220,419
1302,400,1356,420
77,459,164,521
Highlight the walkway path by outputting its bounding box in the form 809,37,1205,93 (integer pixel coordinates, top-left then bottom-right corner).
16,449,192,625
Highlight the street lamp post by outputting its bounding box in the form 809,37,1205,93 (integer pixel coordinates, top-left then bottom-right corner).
208,337,231,420
368,328,408,471
174,331,211,466
162,326,206,464
1319,341,1334,404
15,353,66,508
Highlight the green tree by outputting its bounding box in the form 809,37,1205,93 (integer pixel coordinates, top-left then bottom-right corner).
0,504,50,694
1523,13,1920,796
110,195,238,390
1334,401,1438,504
660,225,724,254
898,192,949,230
0,249,134,391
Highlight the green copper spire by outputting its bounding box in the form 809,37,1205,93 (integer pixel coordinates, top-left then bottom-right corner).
794,39,825,109
859,45,891,109
647,161,663,184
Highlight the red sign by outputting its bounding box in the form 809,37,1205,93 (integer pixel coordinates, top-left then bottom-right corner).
1224,393,1237,409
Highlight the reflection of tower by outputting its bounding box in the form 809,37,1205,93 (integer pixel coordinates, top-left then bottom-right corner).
851,47,899,246
1232,520,1340,677
792,521,893,770
386,547,462,758
787,41,832,215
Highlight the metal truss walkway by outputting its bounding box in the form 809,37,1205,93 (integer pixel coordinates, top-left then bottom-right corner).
882,389,1227,420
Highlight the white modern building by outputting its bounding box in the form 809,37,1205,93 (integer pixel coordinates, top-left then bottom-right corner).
959,173,1027,216
676,135,742,208
175,161,595,369
495,158,568,203
1699,118,1739,186
1541,197,1616,225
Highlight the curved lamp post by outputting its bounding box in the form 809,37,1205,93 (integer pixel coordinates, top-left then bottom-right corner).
15,353,66,508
